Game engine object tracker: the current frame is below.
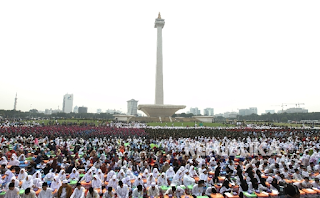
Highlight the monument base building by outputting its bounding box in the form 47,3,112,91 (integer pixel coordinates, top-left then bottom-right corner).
138,104,186,117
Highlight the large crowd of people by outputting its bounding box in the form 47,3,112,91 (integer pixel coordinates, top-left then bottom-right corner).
0,124,317,198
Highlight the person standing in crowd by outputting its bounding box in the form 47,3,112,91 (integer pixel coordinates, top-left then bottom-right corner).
57,180,73,198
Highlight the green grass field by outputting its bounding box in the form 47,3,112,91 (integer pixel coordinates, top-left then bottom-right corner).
27,119,105,126
146,122,236,127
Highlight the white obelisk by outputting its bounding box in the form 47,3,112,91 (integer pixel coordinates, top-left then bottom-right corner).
154,12,165,105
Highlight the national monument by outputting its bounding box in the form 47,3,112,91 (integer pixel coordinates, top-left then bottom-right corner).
138,13,186,117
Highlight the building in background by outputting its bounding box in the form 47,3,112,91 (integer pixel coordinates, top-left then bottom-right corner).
127,99,138,116
97,109,102,114
239,107,258,116
203,108,214,116
78,106,88,113
265,110,275,114
73,106,78,113
62,94,73,113
284,108,308,114
106,109,122,114
189,107,201,115
223,111,238,118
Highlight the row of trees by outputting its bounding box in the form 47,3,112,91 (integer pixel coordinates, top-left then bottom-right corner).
0,110,114,120
173,112,320,123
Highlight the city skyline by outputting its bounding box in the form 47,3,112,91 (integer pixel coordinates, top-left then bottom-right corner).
0,0,319,114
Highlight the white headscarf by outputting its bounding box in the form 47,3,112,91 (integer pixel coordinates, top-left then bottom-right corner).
6,176,19,189
32,170,42,180
59,169,67,181
166,167,175,178
92,175,102,189
33,178,42,188
0,157,8,165
21,175,33,190
69,168,79,181
51,176,62,190
97,169,104,181
17,168,27,181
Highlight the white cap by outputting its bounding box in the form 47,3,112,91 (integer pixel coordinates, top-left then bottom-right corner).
151,182,156,187
63,180,68,184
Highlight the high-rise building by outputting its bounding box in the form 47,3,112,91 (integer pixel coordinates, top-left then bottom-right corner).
78,106,88,113
127,99,138,116
190,107,200,115
239,107,258,116
203,108,214,116
62,94,73,113
97,109,102,114
73,106,79,113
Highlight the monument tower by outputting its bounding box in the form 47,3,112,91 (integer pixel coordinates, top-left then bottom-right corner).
138,13,185,117
155,13,164,105
13,93,17,111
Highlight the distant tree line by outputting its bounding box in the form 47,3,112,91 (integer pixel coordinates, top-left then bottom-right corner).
0,110,114,120
172,112,320,123
237,112,320,122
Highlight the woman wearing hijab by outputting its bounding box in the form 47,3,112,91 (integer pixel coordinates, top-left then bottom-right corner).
126,170,136,180
183,170,195,186
69,168,80,181
146,173,156,188
153,168,160,179
157,173,168,186
142,169,149,178
21,175,33,190
5,177,19,190
92,175,103,189
32,178,42,190
166,167,175,181
189,166,198,177
117,169,126,181
44,169,55,182
8,157,20,167
133,175,143,188
18,154,26,161
106,170,115,182
17,169,28,181
32,170,42,180
108,175,118,190
81,170,93,183
122,176,132,188
0,156,8,165
51,176,62,191
58,169,67,181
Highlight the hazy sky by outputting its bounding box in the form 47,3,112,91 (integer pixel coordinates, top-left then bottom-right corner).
1,0,319,115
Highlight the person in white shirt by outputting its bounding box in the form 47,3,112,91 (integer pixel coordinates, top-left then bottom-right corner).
21,188,36,198
116,181,129,198
86,187,99,198
312,178,320,188
157,173,168,186
147,182,160,197
192,180,205,197
301,177,313,189
293,169,303,181
132,185,143,198
4,182,19,198
38,182,53,198
70,183,85,198
183,171,195,186
205,186,217,196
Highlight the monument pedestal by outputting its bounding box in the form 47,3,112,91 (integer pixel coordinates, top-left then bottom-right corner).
138,104,186,117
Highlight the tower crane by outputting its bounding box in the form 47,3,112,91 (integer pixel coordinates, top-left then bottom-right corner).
271,103,295,113
295,103,305,108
